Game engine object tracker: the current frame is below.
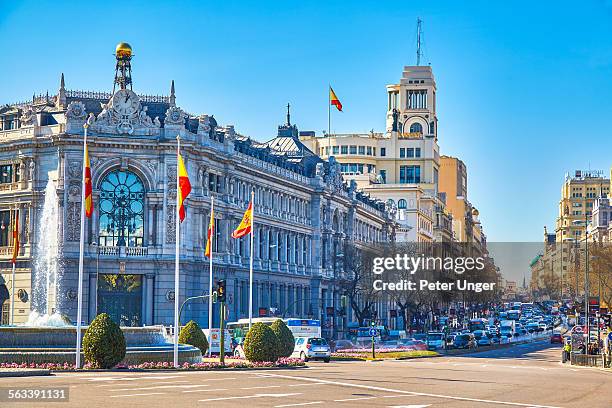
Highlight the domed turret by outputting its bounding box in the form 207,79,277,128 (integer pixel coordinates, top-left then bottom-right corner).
115,42,132,59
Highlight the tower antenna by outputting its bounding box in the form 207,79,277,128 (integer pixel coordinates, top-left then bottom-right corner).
416,18,423,66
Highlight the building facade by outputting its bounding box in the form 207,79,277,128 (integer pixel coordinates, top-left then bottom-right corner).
0,44,395,338
300,66,446,242
556,170,609,242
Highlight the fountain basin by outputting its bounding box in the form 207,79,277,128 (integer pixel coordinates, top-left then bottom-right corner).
0,326,202,365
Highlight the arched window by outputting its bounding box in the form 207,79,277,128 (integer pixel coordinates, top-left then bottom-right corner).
409,122,423,134
99,170,145,247
398,199,407,209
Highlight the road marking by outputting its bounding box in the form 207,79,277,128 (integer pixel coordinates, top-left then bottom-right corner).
97,380,190,387
241,385,282,390
258,373,564,408
183,388,228,393
275,402,323,407
110,392,166,398
110,384,210,391
198,393,302,402
334,396,377,402
288,383,322,387
387,406,430,408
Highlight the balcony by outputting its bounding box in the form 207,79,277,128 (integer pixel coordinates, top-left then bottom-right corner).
90,245,149,257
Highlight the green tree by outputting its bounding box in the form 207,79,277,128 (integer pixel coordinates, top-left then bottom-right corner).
270,319,295,358
82,313,126,369
179,320,209,355
243,322,279,362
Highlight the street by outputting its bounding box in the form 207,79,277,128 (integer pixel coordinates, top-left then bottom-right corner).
1,341,610,408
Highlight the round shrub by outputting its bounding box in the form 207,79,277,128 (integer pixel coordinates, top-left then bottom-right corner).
179,320,209,354
271,319,295,358
244,322,279,362
82,313,126,369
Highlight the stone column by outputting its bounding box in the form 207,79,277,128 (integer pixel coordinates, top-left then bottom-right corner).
145,273,155,325
88,273,97,322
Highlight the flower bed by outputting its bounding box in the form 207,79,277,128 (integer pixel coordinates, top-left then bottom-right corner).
0,357,304,371
331,350,438,361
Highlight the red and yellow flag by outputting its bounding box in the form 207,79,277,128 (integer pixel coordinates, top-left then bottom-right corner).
11,211,19,264
84,145,93,218
330,87,342,111
232,201,253,239
177,153,192,222
204,205,214,258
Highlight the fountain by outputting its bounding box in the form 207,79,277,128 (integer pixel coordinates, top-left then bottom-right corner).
30,179,64,324
0,178,201,365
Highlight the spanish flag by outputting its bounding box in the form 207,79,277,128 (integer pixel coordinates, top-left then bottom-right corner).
330,87,342,111
177,154,192,222
232,200,253,239
204,203,214,258
84,145,93,218
11,212,19,265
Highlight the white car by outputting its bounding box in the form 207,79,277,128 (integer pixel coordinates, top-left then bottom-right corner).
292,337,331,362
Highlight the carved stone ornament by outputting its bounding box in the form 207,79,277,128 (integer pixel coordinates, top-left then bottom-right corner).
164,106,186,126
68,160,82,179
66,101,87,121
324,157,345,193
19,107,37,127
89,89,161,135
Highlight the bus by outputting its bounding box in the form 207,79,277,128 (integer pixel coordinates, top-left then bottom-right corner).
227,318,321,343
507,310,521,320
468,318,488,332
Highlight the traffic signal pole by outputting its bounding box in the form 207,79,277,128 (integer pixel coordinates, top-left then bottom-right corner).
217,280,226,366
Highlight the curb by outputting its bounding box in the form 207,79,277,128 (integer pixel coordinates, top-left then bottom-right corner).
0,369,51,378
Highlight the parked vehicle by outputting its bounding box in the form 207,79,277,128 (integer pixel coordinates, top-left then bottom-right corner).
398,339,428,351
333,339,355,351
453,333,477,349
426,332,447,350
550,333,563,344
292,337,331,362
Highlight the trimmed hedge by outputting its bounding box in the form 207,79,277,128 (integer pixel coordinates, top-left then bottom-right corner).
271,319,295,358
179,320,209,354
244,322,279,362
82,313,126,369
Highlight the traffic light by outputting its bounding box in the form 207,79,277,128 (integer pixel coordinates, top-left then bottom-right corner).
217,279,226,303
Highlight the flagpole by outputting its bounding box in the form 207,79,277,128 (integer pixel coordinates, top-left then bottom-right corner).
328,85,331,157
173,136,181,368
248,190,254,330
10,262,16,325
208,196,214,357
75,124,88,368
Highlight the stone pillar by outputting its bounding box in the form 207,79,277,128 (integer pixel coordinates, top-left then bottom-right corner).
145,273,155,325
88,273,97,322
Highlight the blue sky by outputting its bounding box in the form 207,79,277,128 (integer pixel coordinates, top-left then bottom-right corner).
2,0,612,243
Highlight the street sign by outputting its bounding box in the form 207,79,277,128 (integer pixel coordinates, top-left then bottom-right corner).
369,328,378,337
607,332,612,342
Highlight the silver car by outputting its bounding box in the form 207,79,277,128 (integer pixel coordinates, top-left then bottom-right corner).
292,337,331,362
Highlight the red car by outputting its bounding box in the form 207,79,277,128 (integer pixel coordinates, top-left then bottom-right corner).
550,333,563,344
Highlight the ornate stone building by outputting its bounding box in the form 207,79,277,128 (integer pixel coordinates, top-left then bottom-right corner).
0,44,394,338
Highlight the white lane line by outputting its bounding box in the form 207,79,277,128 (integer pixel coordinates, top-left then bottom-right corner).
110,384,210,391
275,402,323,407
97,380,190,387
288,383,322,387
334,396,377,402
110,392,166,398
240,385,282,390
258,373,564,408
198,393,301,402
183,388,228,393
